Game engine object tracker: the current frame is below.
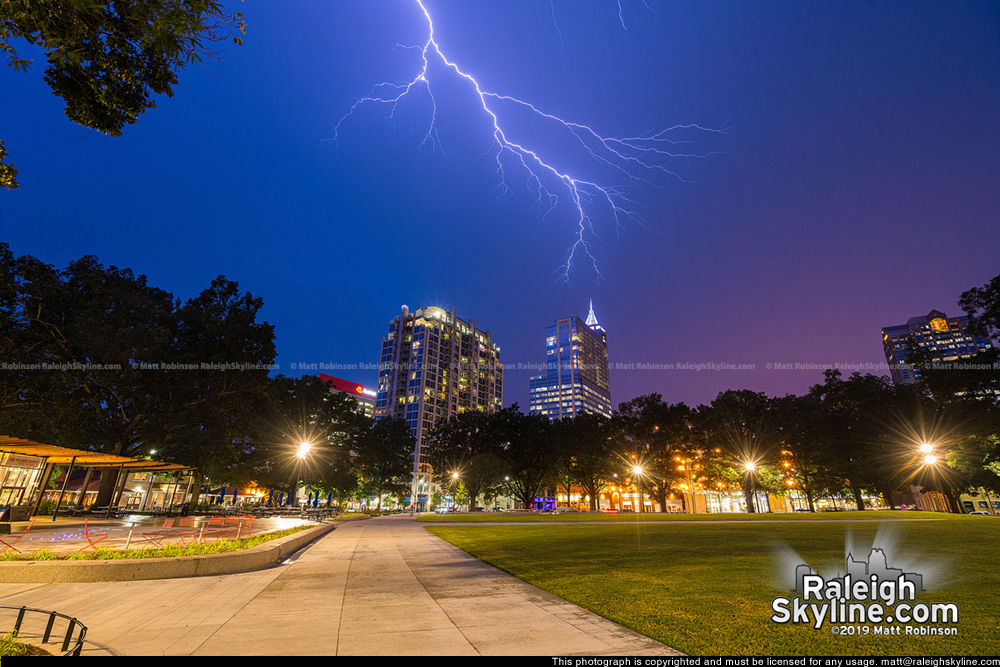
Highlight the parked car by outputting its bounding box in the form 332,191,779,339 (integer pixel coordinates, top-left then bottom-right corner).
968,511,993,516
489,507,504,512
472,507,486,512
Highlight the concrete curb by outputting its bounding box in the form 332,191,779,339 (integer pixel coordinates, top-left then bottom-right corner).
0,519,354,584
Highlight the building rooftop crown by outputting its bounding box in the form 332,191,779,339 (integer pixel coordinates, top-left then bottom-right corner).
586,300,600,328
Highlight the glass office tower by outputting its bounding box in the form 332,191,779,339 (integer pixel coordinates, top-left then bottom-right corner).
529,301,612,419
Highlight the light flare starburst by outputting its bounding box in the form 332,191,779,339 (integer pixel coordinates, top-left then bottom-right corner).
334,0,727,282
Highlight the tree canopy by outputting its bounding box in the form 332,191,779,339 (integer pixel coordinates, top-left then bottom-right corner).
0,0,245,188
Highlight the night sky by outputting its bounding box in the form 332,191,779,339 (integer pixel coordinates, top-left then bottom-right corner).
2,0,998,410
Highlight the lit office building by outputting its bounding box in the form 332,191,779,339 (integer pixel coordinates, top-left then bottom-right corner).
881,309,993,385
529,301,612,419
375,305,503,509
319,374,377,419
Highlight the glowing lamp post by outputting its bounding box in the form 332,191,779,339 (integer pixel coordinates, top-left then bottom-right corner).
288,441,312,508
632,464,645,513
742,460,759,513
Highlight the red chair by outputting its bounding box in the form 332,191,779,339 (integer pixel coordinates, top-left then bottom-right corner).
141,518,175,548
0,519,35,554
202,517,229,541
76,518,108,551
176,517,200,545
234,516,255,539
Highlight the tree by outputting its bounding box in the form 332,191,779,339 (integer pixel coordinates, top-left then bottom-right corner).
0,247,179,506
151,276,276,506
0,140,16,189
0,0,246,188
960,272,1000,341
771,393,840,512
0,244,280,507
426,410,504,511
554,412,617,512
616,395,696,512
255,375,368,506
697,390,775,513
354,416,414,511
809,371,919,511
495,406,557,511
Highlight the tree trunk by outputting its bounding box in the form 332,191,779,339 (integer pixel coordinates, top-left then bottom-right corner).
467,481,480,511
852,486,866,511
743,482,756,513
941,487,962,514
804,487,815,512
188,472,203,506
654,487,668,513
880,485,896,510
94,468,119,507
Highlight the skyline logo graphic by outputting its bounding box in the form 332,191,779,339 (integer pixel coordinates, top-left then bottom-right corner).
772,544,958,635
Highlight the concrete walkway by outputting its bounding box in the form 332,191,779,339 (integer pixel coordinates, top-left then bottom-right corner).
0,514,679,656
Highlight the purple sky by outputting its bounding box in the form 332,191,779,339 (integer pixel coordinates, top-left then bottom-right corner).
2,0,998,409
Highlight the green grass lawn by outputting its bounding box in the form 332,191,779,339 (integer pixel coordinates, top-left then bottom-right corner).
427,512,999,655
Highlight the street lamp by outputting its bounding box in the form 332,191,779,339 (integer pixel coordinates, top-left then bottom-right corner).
289,440,312,507
450,471,460,511
631,464,645,513
742,460,758,513
676,455,699,514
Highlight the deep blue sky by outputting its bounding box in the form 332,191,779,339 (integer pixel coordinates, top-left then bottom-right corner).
2,0,998,409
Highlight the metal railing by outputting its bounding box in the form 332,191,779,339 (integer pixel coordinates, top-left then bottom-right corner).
0,604,87,656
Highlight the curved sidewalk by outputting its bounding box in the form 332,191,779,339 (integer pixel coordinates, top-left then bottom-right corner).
0,514,679,656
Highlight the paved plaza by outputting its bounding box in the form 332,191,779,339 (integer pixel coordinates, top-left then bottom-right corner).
0,514,680,656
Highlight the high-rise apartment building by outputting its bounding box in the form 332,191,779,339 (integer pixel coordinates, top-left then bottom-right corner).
529,301,612,419
881,309,993,385
319,374,377,419
375,305,502,509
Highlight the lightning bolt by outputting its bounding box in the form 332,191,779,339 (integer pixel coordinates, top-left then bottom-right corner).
334,0,726,283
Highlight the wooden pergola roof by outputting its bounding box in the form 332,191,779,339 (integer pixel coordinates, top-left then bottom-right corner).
0,435,192,471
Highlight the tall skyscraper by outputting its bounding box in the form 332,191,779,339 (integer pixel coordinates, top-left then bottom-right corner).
375,305,503,509
882,309,993,385
529,301,612,419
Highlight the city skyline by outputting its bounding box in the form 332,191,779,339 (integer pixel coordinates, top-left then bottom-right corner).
2,1,998,410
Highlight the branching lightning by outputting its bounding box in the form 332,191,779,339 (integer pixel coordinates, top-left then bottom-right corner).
334,0,726,282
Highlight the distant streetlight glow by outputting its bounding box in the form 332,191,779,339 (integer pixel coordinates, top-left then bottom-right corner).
297,441,312,459
918,443,934,455
923,454,939,466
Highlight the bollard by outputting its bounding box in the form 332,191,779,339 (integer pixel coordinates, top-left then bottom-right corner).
124,523,135,550
197,526,206,544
